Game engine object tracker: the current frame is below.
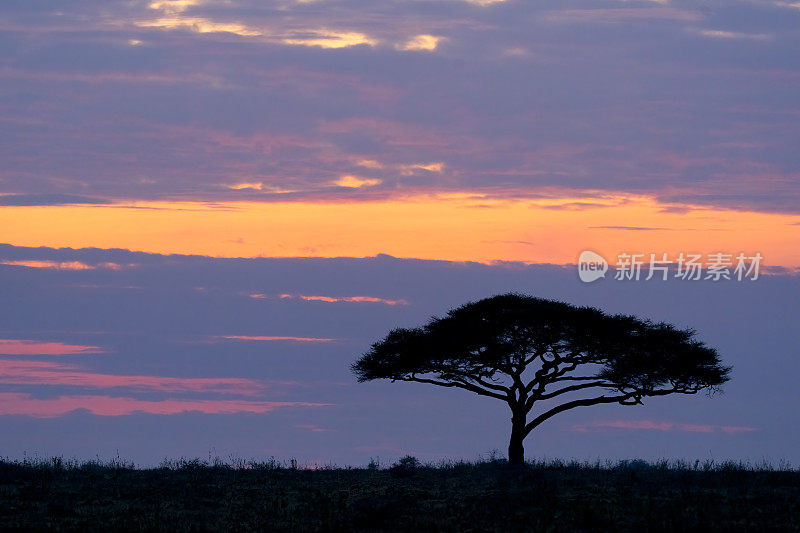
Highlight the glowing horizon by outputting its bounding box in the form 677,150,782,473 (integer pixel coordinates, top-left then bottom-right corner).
1,194,798,267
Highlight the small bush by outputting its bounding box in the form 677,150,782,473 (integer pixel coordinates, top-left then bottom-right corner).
390,455,421,477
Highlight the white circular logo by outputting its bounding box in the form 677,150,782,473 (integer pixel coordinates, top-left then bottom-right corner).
578,251,608,282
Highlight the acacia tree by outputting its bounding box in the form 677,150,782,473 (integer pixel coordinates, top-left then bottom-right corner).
352,293,730,465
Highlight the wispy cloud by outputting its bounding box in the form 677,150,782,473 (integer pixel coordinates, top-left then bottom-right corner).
295,423,334,433
227,182,297,193
694,29,772,41
138,0,262,37
352,160,444,175
398,162,444,175
571,420,758,434
138,0,375,49
333,175,382,188
0,360,265,395
147,0,203,14
0,392,329,418
282,30,376,49
772,1,800,9
355,159,384,169
228,182,264,190
589,226,669,231
542,202,616,211
220,335,337,343
0,194,107,206
0,260,134,271
136,17,263,36
462,0,507,5
545,7,702,23
278,293,409,306
0,260,95,271
396,35,442,52
0,340,104,356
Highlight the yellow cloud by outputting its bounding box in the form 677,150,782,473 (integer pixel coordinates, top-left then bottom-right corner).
696,29,771,40
334,175,382,188
136,17,263,36
356,159,384,169
396,35,441,52
141,0,264,37
142,1,374,49
282,30,376,49
503,47,529,57
229,182,263,190
415,162,444,172
148,0,203,13
399,162,444,175
228,182,297,193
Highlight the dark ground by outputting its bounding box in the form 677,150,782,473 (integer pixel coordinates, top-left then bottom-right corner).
0,457,798,532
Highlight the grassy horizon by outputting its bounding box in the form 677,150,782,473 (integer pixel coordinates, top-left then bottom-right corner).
1,454,798,473
2,455,799,531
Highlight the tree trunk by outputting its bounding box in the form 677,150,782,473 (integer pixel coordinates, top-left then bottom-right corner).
508,412,526,466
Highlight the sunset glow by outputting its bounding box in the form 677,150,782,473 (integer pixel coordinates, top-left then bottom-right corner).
0,195,797,266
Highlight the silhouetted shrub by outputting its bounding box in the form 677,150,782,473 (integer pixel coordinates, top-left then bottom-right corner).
390,455,421,477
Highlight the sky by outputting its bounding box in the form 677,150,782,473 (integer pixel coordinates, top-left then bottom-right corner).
1,0,799,465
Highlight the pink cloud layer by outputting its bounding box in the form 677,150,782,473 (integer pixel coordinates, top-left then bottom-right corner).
0,359,265,395
221,335,336,343
0,392,329,418
0,339,104,355
0,260,134,270
249,293,408,305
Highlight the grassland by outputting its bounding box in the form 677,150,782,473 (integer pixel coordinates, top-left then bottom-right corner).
0,456,798,531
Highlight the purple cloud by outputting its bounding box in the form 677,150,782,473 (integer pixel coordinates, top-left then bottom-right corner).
0,0,798,213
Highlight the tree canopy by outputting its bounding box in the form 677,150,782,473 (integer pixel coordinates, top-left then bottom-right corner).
353,293,730,465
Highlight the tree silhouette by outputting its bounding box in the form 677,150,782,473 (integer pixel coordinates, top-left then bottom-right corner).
352,293,730,465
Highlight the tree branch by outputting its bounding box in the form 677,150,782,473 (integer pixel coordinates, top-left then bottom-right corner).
394,375,508,401
522,385,703,435
524,380,610,410
524,393,635,436
451,376,511,399
472,377,511,394
525,360,560,394
523,346,548,366
539,381,609,400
